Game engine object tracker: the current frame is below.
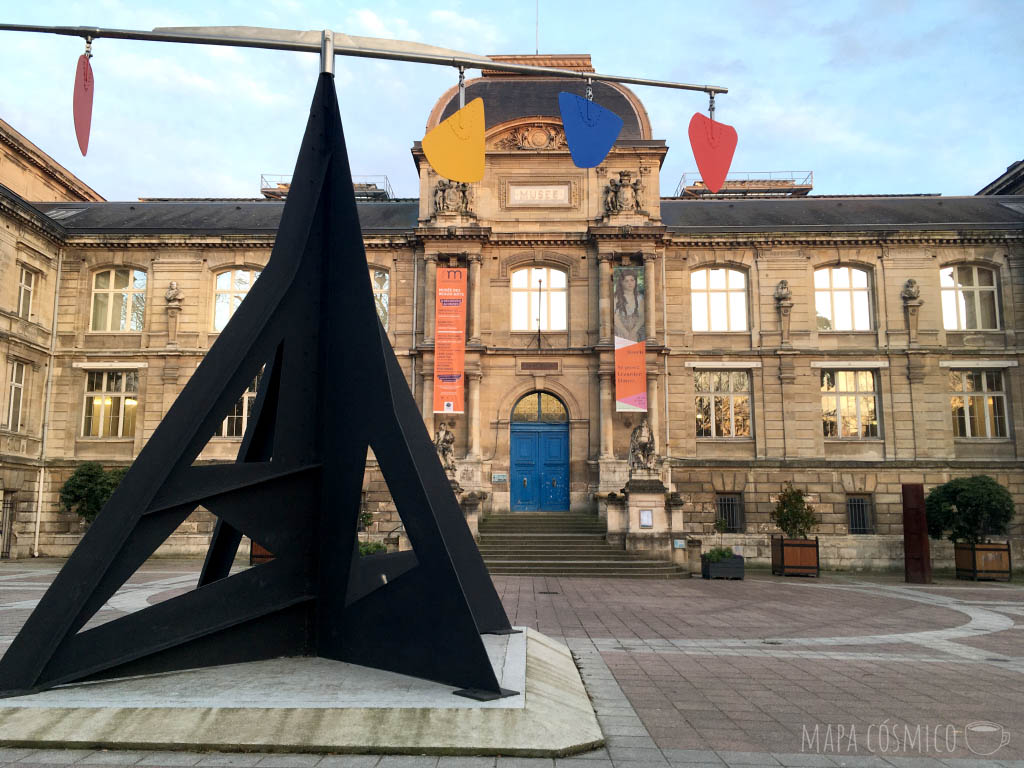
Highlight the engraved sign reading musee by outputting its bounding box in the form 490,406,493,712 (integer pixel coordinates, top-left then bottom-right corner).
507,183,571,207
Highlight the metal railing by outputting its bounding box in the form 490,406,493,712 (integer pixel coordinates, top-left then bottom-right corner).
675,171,814,198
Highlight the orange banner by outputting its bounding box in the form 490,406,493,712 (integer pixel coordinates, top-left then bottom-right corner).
614,266,647,411
433,266,467,413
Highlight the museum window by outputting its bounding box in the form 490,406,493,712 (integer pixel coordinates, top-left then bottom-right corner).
691,267,747,331
215,371,262,438
695,370,751,438
511,391,568,422
814,265,872,331
950,370,1008,439
846,495,874,534
821,370,880,439
716,494,744,533
6,361,25,433
213,268,262,332
510,266,567,331
81,370,138,438
370,267,390,330
90,268,147,332
17,266,35,320
941,265,999,330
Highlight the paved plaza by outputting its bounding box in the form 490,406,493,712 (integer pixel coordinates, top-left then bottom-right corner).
1,560,1022,767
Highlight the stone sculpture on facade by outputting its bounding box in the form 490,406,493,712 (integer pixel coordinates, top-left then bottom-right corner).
433,179,472,216
164,281,184,346
774,279,794,346
604,171,644,215
628,417,657,472
901,278,921,301
434,421,456,473
902,278,924,344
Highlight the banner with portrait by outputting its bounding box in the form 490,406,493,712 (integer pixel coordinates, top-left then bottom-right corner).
433,266,467,413
613,266,647,412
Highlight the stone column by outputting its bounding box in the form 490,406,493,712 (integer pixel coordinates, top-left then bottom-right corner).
643,253,657,342
647,370,660,453
423,254,438,344
467,371,482,459
599,371,614,458
420,353,434,430
598,253,613,344
165,306,181,346
468,253,482,344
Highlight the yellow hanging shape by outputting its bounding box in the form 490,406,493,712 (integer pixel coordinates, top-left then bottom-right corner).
422,97,485,183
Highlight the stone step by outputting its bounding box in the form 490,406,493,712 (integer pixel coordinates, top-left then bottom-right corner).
487,567,685,578
483,558,670,568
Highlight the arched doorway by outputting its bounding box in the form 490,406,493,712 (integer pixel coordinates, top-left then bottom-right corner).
509,391,569,511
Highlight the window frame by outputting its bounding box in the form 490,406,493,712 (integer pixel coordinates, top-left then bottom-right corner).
369,266,390,331
510,266,568,332
814,264,873,332
715,494,745,533
940,264,1000,331
6,360,25,433
846,495,874,534
214,373,262,438
212,267,262,332
90,268,147,332
17,266,35,320
949,369,1009,439
694,369,753,439
690,267,748,332
820,369,881,440
81,370,139,439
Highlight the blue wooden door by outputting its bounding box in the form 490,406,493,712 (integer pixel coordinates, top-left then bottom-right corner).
510,424,569,511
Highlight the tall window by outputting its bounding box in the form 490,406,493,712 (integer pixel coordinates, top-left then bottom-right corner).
950,370,1007,438
215,372,262,438
847,496,874,534
941,265,999,330
6,361,25,433
691,268,746,331
815,266,871,331
695,370,751,438
511,267,567,331
91,268,147,331
17,267,35,320
821,370,879,439
371,268,390,330
82,370,138,438
213,268,262,331
716,494,744,533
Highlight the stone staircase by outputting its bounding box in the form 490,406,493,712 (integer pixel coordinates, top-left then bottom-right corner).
478,511,686,578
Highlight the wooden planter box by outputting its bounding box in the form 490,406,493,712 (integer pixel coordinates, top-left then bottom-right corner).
701,554,745,580
771,536,819,577
954,541,1012,581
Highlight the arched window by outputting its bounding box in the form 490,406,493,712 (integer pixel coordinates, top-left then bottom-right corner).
941,265,999,330
370,267,390,329
91,268,147,331
213,268,261,331
510,266,567,331
814,265,872,331
691,267,746,331
511,391,568,422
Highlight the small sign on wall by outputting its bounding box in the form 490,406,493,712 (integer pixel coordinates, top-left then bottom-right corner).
491,472,508,483
639,509,653,529
673,539,687,549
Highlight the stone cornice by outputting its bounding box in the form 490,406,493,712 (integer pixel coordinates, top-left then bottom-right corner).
663,231,1024,248
0,127,104,202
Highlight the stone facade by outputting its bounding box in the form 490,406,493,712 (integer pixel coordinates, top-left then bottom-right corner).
1,56,1022,570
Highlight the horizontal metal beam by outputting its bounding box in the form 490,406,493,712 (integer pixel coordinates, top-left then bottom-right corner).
0,23,728,95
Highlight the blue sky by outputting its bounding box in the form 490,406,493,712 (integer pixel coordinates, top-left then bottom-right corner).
0,0,1021,201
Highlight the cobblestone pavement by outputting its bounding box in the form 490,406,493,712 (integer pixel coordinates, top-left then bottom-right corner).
1,561,1023,768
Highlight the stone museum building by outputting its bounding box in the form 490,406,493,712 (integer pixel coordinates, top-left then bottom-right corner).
1,55,1022,570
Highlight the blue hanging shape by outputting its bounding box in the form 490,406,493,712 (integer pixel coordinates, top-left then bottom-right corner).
558,91,623,168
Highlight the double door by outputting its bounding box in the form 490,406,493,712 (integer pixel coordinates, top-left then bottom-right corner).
510,424,569,511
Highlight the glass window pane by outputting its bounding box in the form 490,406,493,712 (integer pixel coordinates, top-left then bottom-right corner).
852,268,868,288
511,269,527,288
549,269,566,288
117,292,129,331
728,269,745,289
821,396,837,437
814,269,830,289
694,371,710,392
125,371,139,392
539,393,567,422
123,396,137,437
532,267,546,288
712,372,730,392
9,388,22,428
986,371,1002,391
964,372,980,392
709,295,728,331
91,293,109,331
729,291,746,330
106,371,122,392
214,294,231,332
857,371,875,391
957,266,974,286
941,291,959,330
510,292,528,330
939,267,955,288
967,395,983,436
733,396,751,437
690,269,706,290
989,395,1006,437
951,396,966,437
832,267,850,289
130,293,146,331
103,396,120,437
11,364,25,385
860,395,878,437
840,395,858,437
949,371,963,391
695,396,711,437
713,396,732,437
980,291,997,329
978,268,995,286
963,290,978,329
83,396,100,436
833,291,852,330
853,291,871,330
821,371,835,392
815,295,833,331
837,371,855,391
372,269,389,291
132,270,147,290
216,271,231,290
94,270,110,289
549,292,567,330
512,394,538,422
709,269,726,290
113,269,130,289
234,271,251,291
375,293,390,328
691,293,708,331
731,371,749,392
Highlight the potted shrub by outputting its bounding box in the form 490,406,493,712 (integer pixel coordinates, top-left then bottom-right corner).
59,462,128,529
770,482,820,576
702,517,745,579
926,475,1014,581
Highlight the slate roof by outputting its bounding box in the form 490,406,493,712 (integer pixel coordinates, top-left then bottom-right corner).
436,78,645,140
660,196,1024,233
31,200,420,235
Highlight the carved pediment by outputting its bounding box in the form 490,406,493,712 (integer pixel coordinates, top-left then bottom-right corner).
490,122,568,151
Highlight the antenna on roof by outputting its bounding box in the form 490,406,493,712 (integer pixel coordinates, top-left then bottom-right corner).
535,0,539,55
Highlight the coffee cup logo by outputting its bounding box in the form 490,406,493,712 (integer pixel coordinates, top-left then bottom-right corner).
965,721,1010,755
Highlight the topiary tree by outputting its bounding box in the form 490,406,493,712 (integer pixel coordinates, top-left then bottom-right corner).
59,462,129,523
925,475,1014,545
771,482,818,539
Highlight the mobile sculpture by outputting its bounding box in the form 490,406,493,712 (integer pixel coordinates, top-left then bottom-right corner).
0,24,731,700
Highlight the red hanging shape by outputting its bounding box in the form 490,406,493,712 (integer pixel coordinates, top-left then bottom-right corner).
688,112,737,194
73,55,94,156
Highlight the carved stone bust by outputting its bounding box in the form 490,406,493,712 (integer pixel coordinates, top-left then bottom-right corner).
901,278,921,301
165,281,184,307
774,279,793,302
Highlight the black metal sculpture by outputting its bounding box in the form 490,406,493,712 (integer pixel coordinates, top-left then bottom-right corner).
0,73,515,701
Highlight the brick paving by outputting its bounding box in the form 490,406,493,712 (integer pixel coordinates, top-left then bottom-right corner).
1,561,1022,767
